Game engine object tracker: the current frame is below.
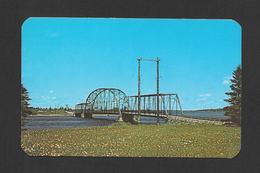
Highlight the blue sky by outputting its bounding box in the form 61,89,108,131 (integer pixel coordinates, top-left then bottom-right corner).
22,18,241,110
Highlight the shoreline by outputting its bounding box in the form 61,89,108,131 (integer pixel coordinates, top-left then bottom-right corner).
168,115,225,125
27,113,74,117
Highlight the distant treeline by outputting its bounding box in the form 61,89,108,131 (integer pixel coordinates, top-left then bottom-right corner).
28,107,74,115
189,108,224,112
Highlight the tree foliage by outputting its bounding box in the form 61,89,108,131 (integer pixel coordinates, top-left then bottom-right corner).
224,65,241,125
21,84,31,116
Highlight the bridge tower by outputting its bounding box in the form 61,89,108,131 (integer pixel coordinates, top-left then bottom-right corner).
137,57,161,125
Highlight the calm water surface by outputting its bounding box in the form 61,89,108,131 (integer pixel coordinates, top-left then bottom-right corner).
21,114,166,130
21,111,228,130
182,111,230,120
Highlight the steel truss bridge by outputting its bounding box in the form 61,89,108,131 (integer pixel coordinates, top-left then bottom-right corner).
74,88,183,123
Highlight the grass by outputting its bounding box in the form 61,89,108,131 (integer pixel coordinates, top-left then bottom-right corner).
21,122,240,158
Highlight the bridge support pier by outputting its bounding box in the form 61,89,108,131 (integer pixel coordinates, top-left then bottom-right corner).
75,113,82,118
117,116,123,122
83,112,93,118
133,116,140,124
122,113,139,124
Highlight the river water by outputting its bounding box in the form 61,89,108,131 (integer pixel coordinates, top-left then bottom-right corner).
21,111,229,130
21,114,166,130
181,110,229,120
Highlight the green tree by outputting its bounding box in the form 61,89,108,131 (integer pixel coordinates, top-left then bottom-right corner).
224,65,241,125
21,84,31,116
65,104,69,111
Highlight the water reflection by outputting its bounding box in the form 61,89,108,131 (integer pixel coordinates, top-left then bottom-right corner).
21,114,166,130
93,114,166,124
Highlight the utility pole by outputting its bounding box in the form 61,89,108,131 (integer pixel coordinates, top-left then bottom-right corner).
137,57,160,125
156,57,160,125
137,58,141,122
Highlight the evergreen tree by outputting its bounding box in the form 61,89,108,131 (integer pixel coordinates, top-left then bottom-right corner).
21,84,31,116
224,65,241,125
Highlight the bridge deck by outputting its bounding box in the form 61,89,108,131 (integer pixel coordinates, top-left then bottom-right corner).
122,112,169,118
78,111,177,118
86,111,171,118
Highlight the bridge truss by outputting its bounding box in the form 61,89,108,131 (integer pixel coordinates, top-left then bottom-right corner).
75,88,183,122
125,93,183,117
82,88,129,118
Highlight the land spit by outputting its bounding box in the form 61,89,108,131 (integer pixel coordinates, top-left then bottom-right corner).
168,115,225,125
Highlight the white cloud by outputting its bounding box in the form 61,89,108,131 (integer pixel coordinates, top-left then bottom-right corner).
41,96,57,100
49,90,54,94
222,79,230,85
222,79,229,85
199,93,212,97
222,76,232,85
196,97,208,102
196,93,212,102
